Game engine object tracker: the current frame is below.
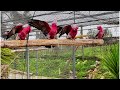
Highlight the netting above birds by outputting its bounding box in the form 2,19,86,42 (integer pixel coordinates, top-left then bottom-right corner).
1,11,119,79
1,11,119,40
1,11,119,28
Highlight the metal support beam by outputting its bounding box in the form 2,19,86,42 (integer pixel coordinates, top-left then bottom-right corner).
26,46,30,79
81,26,84,60
80,26,83,36
72,11,76,79
36,49,38,76
25,34,30,79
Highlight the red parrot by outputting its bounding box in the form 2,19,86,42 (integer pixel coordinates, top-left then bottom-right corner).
28,19,62,39
47,20,57,39
2,23,32,40
2,23,23,39
28,19,60,48
59,24,78,39
17,24,32,40
95,26,104,39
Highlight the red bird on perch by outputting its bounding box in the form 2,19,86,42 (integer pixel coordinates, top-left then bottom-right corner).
17,24,32,40
2,23,32,40
2,23,23,39
28,19,61,48
95,26,104,39
59,24,78,39
28,19,62,39
47,20,58,39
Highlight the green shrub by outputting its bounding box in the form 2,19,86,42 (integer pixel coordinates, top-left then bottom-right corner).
75,60,96,79
1,48,16,65
102,44,119,79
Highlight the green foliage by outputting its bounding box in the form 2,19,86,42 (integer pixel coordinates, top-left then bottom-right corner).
10,55,67,78
9,44,119,79
76,60,96,78
102,44,119,79
98,63,114,79
1,48,16,65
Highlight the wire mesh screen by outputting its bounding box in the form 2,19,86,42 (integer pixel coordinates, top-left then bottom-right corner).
1,11,119,79
7,46,76,79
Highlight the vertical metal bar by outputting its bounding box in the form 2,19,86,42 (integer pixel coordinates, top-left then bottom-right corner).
81,26,84,60
72,11,76,79
36,49,38,76
35,30,38,76
26,46,30,79
25,33,30,79
26,11,36,79
22,52,26,79
72,45,76,79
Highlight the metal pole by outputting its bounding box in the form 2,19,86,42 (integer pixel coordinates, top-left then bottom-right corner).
36,49,38,76
72,11,76,79
35,30,38,76
26,46,30,79
80,26,83,36
81,26,84,60
25,10,34,78
25,33,30,79
72,45,76,79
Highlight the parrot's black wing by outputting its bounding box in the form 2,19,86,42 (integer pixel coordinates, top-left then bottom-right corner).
2,26,20,39
28,19,51,36
59,25,72,38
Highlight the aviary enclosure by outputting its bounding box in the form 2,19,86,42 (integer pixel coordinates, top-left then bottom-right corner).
1,11,119,79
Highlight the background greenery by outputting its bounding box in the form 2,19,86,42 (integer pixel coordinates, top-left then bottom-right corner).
1,43,119,79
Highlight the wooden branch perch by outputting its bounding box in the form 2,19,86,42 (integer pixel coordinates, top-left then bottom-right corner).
75,35,88,39
0,39,104,48
12,47,48,52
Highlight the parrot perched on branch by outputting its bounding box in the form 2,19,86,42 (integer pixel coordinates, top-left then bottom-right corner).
17,24,32,40
2,23,23,39
95,26,104,39
47,20,58,39
2,23,32,40
28,19,62,48
28,19,62,39
59,24,78,39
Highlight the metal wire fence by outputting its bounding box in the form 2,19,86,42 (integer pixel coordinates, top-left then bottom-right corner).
1,11,119,79
1,38,119,79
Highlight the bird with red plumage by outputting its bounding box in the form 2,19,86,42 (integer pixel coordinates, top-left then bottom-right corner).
17,24,32,40
95,26,104,39
1,23,32,40
59,24,78,39
47,20,58,39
